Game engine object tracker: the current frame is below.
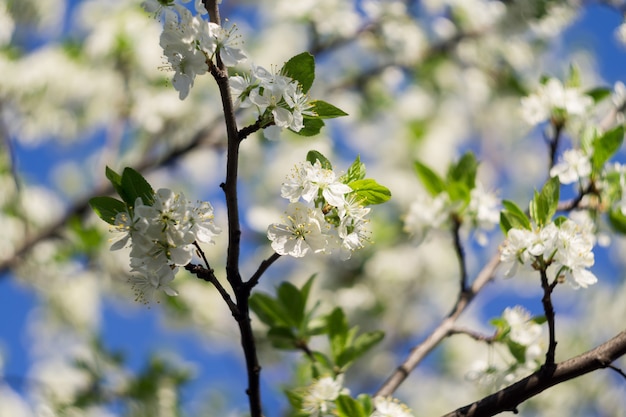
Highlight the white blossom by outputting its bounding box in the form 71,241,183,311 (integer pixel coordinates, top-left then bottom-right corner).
371,396,415,417
520,78,593,126
301,375,345,417
550,148,592,185
267,202,331,257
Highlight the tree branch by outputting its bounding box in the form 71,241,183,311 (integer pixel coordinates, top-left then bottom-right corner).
440,330,626,417
375,253,501,397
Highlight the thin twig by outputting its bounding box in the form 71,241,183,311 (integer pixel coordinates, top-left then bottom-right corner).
451,215,468,292
184,263,239,316
245,252,282,291
375,252,501,397
449,327,496,343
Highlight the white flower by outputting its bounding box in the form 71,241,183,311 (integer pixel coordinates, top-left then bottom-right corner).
267,202,330,257
281,160,352,206
552,218,598,288
549,148,591,185
129,257,179,304
468,183,500,245
371,396,415,417
502,306,542,347
520,78,593,125
107,187,221,303
404,193,450,243
205,22,247,67
301,375,345,417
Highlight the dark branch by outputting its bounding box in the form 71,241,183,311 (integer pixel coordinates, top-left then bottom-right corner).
440,330,626,417
539,267,558,369
245,252,282,291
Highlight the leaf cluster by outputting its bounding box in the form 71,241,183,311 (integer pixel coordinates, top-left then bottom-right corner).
89,166,154,225
249,276,384,377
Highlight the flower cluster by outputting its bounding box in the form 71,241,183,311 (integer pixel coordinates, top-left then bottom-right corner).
267,159,372,259
148,0,246,99
500,216,598,288
230,64,315,136
468,306,544,388
110,188,221,303
404,182,500,245
520,77,593,126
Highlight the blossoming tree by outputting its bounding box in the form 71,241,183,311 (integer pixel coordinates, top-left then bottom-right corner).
1,0,626,416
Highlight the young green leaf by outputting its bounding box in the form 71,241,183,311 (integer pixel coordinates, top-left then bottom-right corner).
249,293,291,328
105,166,129,203
335,330,384,369
121,167,155,207
529,177,560,227
500,200,532,233
592,125,624,171
309,100,348,119
584,87,611,104
306,150,333,170
281,52,315,93
277,281,306,327
89,196,127,225
341,155,366,183
414,161,446,196
327,307,349,360
447,152,478,189
349,179,391,205
336,395,367,417
296,117,325,136
608,208,626,234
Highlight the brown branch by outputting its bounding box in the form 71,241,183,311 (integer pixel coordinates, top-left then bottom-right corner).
375,253,501,397
245,252,281,291
205,2,262,415
539,267,558,369
440,330,626,417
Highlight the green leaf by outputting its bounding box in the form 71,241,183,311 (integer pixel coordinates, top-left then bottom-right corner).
507,340,527,364
281,52,315,93
608,208,626,234
446,181,470,205
89,196,127,225
341,155,366,184
566,64,581,88
327,308,349,361
349,179,391,205
531,315,547,325
296,117,325,136
120,167,155,206
105,166,127,202
306,150,333,170
267,326,298,349
585,87,611,104
336,395,367,417
500,200,532,233
529,177,559,227
249,293,290,328
414,161,446,196
447,152,478,189
592,125,624,171
336,330,384,369
277,281,306,327
356,394,374,416
309,100,348,119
